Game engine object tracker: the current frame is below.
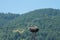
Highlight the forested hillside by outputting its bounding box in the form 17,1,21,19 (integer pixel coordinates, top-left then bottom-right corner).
0,13,19,27
0,8,60,40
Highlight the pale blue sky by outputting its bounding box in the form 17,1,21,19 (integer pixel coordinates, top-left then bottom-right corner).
0,0,60,14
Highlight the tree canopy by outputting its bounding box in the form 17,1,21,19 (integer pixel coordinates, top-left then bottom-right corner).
0,8,60,40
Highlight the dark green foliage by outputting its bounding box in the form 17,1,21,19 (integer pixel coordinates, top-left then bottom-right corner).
0,13,19,27
0,8,60,40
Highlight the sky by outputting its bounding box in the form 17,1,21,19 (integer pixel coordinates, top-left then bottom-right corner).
0,0,60,14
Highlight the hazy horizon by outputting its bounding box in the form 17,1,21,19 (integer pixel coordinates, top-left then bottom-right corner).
0,0,60,14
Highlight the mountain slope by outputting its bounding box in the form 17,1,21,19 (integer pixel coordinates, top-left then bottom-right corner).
0,13,20,27
1,8,60,40
3,8,60,29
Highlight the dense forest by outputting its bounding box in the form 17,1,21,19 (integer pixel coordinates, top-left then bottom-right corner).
0,8,60,40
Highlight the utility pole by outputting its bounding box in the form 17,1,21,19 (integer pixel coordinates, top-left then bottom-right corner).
29,26,39,40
